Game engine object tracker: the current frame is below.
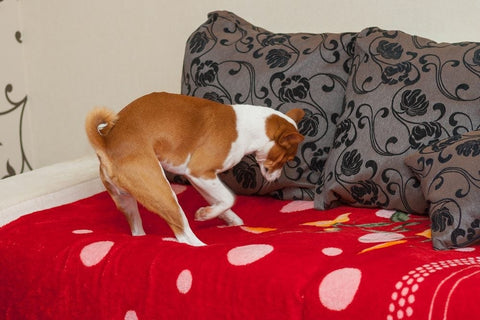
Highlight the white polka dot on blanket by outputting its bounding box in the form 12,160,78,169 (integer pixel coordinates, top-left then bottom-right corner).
72,229,93,234
358,232,404,243
171,184,187,195
322,247,343,256
454,247,476,252
227,244,274,266
124,310,138,320
280,200,314,213
162,237,178,242
375,209,396,219
80,241,114,267
319,268,362,311
177,269,193,294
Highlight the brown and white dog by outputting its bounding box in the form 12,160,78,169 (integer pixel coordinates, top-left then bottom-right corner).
85,92,304,246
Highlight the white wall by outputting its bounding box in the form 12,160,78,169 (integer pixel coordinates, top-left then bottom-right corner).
16,0,480,168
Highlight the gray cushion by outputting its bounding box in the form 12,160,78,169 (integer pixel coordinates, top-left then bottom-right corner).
405,130,480,249
315,27,480,212
179,11,356,200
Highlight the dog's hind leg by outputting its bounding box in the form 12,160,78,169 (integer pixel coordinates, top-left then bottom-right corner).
114,155,205,246
100,166,146,236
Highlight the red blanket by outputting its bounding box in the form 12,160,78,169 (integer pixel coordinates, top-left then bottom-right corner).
1,184,479,319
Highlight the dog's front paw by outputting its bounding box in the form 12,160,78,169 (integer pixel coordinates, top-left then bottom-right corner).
195,206,216,221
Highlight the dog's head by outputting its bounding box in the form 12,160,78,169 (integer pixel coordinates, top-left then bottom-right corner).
256,108,305,181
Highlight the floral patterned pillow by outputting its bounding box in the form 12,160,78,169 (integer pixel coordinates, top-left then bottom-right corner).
405,131,480,249
179,11,356,200
315,27,480,212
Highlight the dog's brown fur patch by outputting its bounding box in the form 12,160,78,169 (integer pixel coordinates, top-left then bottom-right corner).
111,93,238,179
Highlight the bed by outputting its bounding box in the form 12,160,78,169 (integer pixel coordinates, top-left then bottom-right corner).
1,156,479,320
2,10,480,320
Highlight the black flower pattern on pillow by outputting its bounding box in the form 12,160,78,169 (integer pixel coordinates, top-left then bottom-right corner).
333,117,356,149
400,89,428,116
203,92,225,104
382,62,416,85
455,139,480,156
409,121,442,150
473,49,480,65
266,49,291,68
405,130,480,249
278,76,310,102
316,27,480,214
341,149,363,176
179,11,356,200
229,155,259,189
189,31,209,54
350,180,381,206
193,61,219,87
377,40,403,59
260,34,289,47
430,206,454,233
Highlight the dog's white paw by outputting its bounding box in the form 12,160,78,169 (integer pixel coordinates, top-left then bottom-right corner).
220,210,244,226
176,231,206,246
131,226,146,236
195,206,217,221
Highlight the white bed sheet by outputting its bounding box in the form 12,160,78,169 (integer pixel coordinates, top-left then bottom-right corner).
0,156,105,226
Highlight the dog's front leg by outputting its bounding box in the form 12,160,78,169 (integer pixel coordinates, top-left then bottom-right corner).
187,175,244,226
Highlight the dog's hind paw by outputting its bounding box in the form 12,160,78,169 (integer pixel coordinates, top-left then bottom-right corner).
220,210,244,226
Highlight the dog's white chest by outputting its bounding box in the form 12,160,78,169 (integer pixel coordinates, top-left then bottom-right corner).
220,105,274,169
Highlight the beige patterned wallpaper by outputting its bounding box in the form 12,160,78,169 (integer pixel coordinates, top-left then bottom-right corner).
0,0,32,179
2,1,480,176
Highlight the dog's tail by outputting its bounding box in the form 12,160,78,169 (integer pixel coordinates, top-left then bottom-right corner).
85,107,119,152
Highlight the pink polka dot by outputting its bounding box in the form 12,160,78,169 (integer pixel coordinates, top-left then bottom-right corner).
319,268,362,311
177,269,192,294
124,310,138,320
280,200,314,213
80,241,114,267
227,244,273,266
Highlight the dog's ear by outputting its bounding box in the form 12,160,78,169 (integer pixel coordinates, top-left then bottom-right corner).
279,131,304,148
285,108,305,124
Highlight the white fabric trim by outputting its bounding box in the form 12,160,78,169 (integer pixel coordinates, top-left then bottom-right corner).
0,156,105,226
